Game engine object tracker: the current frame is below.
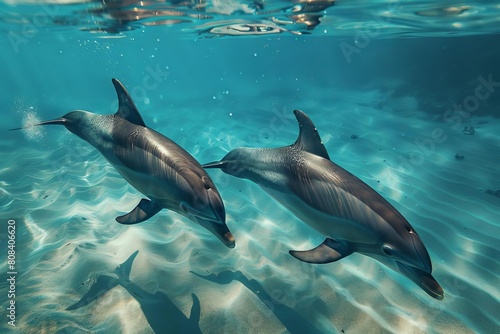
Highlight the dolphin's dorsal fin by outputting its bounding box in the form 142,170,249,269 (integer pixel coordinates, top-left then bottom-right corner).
114,250,139,280
112,78,146,127
292,110,330,160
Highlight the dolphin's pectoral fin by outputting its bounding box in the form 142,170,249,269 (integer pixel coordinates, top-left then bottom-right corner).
116,198,162,224
289,238,352,264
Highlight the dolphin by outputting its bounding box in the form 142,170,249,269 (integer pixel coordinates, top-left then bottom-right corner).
11,78,235,248
203,109,443,299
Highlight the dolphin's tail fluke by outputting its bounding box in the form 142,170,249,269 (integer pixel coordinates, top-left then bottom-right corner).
9,117,67,131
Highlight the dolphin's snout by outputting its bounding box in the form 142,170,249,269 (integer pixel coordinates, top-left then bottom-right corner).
222,231,236,248
207,188,225,223
202,161,225,169
202,149,250,178
197,187,235,248
9,117,67,131
388,231,433,274
396,261,444,300
421,275,444,300
377,229,442,298
196,216,235,248
409,231,433,273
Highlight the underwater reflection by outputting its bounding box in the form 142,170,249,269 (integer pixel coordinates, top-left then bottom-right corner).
67,250,201,333
191,270,324,334
51,0,335,34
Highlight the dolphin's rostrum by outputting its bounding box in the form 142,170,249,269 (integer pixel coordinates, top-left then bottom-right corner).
11,78,235,248
203,109,443,299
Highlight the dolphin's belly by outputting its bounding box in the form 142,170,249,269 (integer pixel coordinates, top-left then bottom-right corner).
261,185,383,244
94,147,192,211
113,163,187,204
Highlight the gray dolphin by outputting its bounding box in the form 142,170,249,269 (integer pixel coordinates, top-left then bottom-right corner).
203,109,443,299
11,78,235,248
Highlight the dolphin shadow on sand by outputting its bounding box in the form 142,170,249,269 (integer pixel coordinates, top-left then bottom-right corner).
68,251,201,334
191,270,324,334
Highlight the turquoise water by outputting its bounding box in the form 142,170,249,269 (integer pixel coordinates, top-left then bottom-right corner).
1,1,500,333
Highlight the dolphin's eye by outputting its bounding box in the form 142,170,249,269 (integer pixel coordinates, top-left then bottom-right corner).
382,245,393,256
202,176,211,190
